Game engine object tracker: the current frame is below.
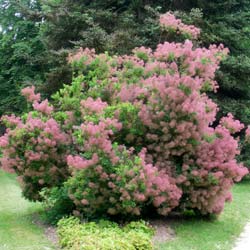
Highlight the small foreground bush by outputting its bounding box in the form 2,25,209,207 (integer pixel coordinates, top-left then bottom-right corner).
57,217,154,250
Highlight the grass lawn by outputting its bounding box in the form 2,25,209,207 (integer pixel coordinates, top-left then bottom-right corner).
157,180,250,250
0,170,55,250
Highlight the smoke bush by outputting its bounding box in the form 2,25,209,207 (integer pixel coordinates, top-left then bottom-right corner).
0,13,247,216
0,90,71,200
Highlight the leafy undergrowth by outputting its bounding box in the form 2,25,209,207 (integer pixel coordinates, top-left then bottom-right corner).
57,217,154,250
0,170,55,250
157,180,250,250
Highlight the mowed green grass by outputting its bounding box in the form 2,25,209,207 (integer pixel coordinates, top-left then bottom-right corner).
157,180,250,250
0,170,55,250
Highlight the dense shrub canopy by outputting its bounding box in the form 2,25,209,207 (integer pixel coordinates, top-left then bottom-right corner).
2,0,250,156
0,15,247,218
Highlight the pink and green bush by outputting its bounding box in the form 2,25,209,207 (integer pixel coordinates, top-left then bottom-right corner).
0,89,71,200
160,12,200,40
0,13,248,217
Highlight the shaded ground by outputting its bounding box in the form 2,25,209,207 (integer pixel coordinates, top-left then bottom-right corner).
150,219,175,244
0,170,55,250
32,215,58,247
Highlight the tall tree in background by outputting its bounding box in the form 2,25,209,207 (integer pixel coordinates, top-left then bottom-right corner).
37,0,174,95
0,0,47,115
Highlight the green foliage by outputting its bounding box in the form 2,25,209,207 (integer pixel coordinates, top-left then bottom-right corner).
64,146,156,218
105,102,144,147
52,76,84,113
57,216,154,250
40,186,75,225
39,0,170,53
0,0,47,115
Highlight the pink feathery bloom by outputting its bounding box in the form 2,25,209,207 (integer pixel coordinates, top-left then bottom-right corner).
220,113,244,134
245,126,250,143
33,99,53,115
1,114,22,127
0,134,9,147
68,47,96,64
81,199,89,205
67,153,99,169
81,97,108,115
160,12,201,39
21,86,41,103
132,46,152,58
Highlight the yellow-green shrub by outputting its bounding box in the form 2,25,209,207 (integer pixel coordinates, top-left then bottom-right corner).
57,217,154,250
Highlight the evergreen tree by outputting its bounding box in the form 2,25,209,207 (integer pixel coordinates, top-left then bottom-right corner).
0,0,46,115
